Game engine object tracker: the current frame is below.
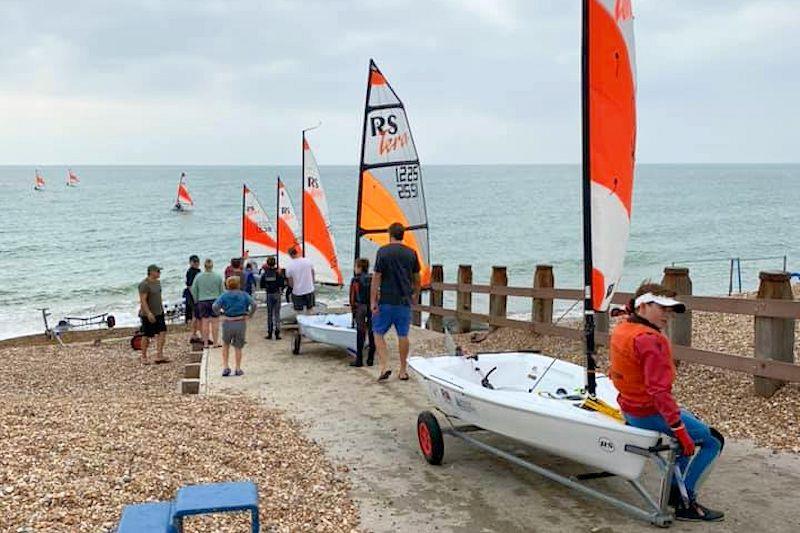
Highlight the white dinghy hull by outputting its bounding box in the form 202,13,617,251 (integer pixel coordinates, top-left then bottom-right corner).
409,352,662,480
296,313,357,355
279,301,328,324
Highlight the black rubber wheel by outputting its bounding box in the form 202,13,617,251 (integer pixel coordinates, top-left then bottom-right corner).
417,411,444,465
292,333,301,355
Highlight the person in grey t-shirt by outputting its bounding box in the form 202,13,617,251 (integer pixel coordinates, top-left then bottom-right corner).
138,264,169,364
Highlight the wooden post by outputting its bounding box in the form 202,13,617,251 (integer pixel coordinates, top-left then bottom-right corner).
456,265,473,333
428,265,444,332
532,265,554,324
662,267,693,347
489,266,508,331
754,271,795,398
411,292,422,326
595,312,609,334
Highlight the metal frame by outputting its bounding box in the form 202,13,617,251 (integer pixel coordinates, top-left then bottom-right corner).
435,411,678,528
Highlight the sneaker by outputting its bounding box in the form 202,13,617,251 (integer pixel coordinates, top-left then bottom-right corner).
222,367,231,377
675,502,724,522
350,360,364,367
234,369,244,376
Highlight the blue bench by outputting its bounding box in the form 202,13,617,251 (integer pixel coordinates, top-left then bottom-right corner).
117,481,259,533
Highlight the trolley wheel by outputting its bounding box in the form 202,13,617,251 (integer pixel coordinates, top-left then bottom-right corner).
106,315,116,328
292,333,301,355
417,411,444,465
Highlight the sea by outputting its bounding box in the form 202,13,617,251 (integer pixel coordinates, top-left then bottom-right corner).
0,164,798,340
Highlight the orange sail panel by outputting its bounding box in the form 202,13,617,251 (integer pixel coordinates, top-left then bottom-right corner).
355,60,431,287
277,178,301,265
587,0,636,311
302,138,343,285
242,184,278,258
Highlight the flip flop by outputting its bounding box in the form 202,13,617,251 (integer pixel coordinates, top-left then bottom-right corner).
153,358,171,364
398,373,410,381
377,370,392,382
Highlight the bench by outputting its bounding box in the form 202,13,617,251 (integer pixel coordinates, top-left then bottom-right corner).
117,481,259,533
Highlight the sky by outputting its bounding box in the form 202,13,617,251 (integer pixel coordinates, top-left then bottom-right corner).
1,0,798,165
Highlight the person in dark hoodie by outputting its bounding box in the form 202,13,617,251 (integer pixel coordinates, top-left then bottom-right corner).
609,282,724,522
260,256,284,339
349,258,375,367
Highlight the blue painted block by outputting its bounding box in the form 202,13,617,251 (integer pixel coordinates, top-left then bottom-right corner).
173,481,259,532
117,501,173,533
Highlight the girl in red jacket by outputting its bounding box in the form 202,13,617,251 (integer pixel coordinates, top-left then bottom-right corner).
610,282,724,522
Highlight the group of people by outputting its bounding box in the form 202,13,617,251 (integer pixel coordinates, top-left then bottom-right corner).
137,222,726,521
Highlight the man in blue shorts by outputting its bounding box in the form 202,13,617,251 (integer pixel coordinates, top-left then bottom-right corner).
371,222,420,382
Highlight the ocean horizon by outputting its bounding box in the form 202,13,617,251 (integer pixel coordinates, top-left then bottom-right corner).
1,163,798,340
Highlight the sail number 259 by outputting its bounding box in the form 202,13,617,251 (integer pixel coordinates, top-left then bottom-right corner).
395,165,419,199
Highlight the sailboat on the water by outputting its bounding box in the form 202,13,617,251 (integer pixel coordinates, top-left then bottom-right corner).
33,169,46,191
66,169,80,187
172,172,194,212
409,2,684,526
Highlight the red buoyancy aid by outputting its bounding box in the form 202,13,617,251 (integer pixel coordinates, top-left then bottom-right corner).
609,320,679,422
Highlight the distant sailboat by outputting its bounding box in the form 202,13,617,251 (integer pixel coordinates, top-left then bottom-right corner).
172,172,193,212
241,184,279,259
33,169,45,191
66,169,80,187
276,176,301,266
302,134,343,285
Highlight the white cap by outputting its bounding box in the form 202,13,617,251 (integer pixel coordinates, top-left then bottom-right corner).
634,292,686,313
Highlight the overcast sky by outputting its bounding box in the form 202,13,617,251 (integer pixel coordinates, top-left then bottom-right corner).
1,0,798,165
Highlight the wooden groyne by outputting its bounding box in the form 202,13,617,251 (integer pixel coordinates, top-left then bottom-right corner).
413,264,799,398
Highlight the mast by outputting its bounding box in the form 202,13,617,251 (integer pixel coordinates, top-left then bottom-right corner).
276,176,281,269
581,0,598,398
354,59,375,265
175,173,183,206
241,184,246,258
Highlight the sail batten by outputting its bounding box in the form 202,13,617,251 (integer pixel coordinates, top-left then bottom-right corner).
355,59,431,287
302,136,343,285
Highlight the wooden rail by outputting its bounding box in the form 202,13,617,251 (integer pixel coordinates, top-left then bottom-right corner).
415,264,799,398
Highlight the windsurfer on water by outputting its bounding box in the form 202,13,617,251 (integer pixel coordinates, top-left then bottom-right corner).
609,282,724,522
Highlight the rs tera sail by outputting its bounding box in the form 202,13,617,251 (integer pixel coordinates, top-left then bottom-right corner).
241,184,278,259
175,172,194,208
277,176,301,266
302,136,343,285
355,59,431,287
66,169,80,187
34,169,45,190
582,0,637,395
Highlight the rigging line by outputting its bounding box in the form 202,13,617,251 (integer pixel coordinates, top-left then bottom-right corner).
554,299,582,326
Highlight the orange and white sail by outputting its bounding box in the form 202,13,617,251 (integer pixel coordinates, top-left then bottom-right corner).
175,172,194,207
241,184,278,258
66,169,80,187
277,177,301,265
584,0,637,312
302,137,343,285
34,169,45,190
355,59,431,287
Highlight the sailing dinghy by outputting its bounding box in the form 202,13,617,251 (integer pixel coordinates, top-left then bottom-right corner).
66,169,80,187
241,184,278,260
297,61,431,357
34,169,46,191
410,2,682,526
172,172,194,212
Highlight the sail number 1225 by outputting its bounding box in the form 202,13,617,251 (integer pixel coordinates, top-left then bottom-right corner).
395,165,419,199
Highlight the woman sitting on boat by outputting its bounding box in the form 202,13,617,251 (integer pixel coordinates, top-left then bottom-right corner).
609,282,724,522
